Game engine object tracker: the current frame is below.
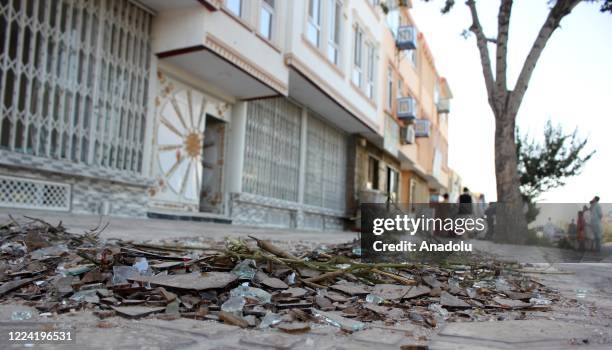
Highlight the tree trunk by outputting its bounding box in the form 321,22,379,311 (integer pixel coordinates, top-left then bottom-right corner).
493,111,528,243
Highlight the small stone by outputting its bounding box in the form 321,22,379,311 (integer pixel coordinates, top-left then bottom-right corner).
218,311,249,328
277,322,311,334
331,283,369,296
440,291,470,308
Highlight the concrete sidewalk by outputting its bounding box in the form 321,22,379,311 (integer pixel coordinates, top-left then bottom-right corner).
0,208,357,245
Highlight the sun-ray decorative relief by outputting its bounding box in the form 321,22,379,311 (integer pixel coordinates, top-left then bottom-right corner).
149,72,230,210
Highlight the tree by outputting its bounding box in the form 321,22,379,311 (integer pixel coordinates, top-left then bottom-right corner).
517,120,595,202
424,0,611,242
517,120,595,223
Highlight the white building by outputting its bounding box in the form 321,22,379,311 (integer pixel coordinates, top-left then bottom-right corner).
0,0,454,230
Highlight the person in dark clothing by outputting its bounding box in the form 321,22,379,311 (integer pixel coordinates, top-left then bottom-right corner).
435,193,453,237
458,187,473,215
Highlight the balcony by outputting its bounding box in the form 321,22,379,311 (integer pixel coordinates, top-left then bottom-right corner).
436,98,450,114
397,97,418,120
396,25,417,51
414,119,431,138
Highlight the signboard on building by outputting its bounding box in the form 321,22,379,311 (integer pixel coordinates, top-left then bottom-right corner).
384,115,400,156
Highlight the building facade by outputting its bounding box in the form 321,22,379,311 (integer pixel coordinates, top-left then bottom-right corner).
0,0,455,230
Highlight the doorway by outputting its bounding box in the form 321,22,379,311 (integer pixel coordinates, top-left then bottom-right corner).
199,115,226,213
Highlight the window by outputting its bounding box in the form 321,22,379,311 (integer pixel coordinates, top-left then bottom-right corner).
352,26,363,87
307,0,322,46
387,167,399,201
407,49,417,67
366,43,376,99
387,67,393,110
327,0,342,65
227,0,243,17
367,156,380,190
260,0,275,40
434,81,440,104
386,2,400,38
397,77,404,99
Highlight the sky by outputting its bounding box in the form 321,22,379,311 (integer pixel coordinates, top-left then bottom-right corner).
410,0,612,203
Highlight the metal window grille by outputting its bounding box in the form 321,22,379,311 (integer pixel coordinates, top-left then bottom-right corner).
243,98,301,202
0,0,151,173
0,174,71,211
304,113,347,212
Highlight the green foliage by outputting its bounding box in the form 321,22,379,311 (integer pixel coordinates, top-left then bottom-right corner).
587,0,612,12
516,120,594,202
524,229,554,247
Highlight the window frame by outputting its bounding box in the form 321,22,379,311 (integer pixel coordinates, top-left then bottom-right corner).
386,66,393,111
365,42,376,100
352,25,364,87
259,0,275,41
386,166,399,200
307,0,322,47
327,0,342,65
397,76,404,99
226,0,243,18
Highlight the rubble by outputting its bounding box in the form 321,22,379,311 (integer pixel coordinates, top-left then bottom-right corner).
0,217,561,334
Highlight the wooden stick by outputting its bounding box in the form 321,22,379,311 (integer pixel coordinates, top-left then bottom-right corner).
303,269,347,284
248,236,298,260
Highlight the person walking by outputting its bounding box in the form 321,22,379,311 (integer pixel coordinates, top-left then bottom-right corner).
590,196,603,252
458,187,473,215
577,208,586,251
583,205,593,251
567,218,577,249
475,194,486,218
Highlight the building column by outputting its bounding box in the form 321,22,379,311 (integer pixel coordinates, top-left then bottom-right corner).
141,56,158,178
296,108,308,228
226,101,247,195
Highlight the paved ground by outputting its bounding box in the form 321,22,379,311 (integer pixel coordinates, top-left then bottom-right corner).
1,210,611,349
0,208,357,244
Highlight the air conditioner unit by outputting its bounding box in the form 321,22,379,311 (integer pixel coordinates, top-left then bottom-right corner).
396,25,417,50
436,98,450,114
397,96,417,120
401,125,415,144
414,119,431,138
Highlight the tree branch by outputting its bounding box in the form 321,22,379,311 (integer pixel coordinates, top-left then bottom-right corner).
509,0,581,116
466,0,496,110
495,0,513,93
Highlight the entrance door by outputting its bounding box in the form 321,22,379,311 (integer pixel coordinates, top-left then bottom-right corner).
199,116,225,213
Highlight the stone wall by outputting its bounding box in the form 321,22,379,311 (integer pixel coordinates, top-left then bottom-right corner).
229,192,345,230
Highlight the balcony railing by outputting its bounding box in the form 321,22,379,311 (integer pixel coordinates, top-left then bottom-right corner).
436,98,450,114
397,96,417,120
396,25,417,51
414,119,431,138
